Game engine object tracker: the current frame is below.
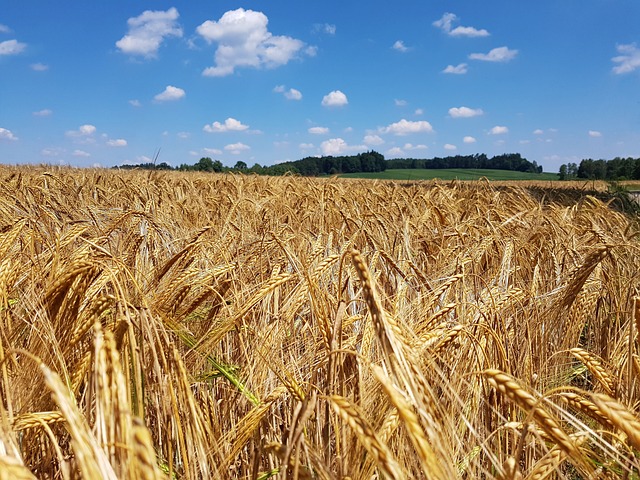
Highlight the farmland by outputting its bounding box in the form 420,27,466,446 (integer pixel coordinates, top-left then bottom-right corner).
1,166,639,479
340,168,559,181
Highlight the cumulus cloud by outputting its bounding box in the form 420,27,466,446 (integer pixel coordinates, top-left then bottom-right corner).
364,134,384,146
274,85,302,100
469,46,518,62
154,85,185,102
489,125,509,135
444,143,457,150
30,63,49,71
433,13,489,37
116,7,182,57
414,108,424,115
449,106,484,118
66,124,97,137
381,119,434,135
443,63,468,74
203,118,249,133
33,109,52,117
107,138,127,147
320,138,365,156
224,142,250,154
321,90,348,107
72,149,91,157
129,99,142,107
0,128,18,141
612,43,640,74
393,40,408,52
0,39,27,56
403,143,428,151
588,130,602,137
308,127,329,135
197,8,308,77
463,136,476,143
533,129,544,135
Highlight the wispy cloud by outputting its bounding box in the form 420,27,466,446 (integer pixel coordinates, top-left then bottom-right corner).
612,43,640,74
308,127,329,135
469,46,518,62
588,130,602,137
274,85,302,100
116,7,182,58
443,63,468,74
30,63,49,71
393,40,409,52
33,109,53,117
0,39,27,56
433,13,489,38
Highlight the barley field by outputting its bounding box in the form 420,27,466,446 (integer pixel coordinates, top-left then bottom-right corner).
0,167,639,479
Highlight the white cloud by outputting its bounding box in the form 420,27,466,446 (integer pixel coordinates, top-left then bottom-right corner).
321,138,350,155
612,43,640,74
274,85,302,100
414,108,424,115
313,23,336,35
0,24,10,34
381,119,434,135
469,46,518,62
129,99,142,107
443,63,468,74
393,40,408,52
107,138,127,147
0,128,18,141
30,63,49,71
72,149,91,157
394,99,407,106
224,142,250,154
308,126,329,135
489,125,509,135
177,132,190,139
41,147,64,157
588,130,602,137
433,13,489,38
154,85,185,102
449,106,484,118
33,109,52,117
116,7,182,57
403,143,428,151
463,136,476,144
203,118,249,133
533,129,544,135
299,143,314,149
203,147,223,155
364,134,384,146
197,8,308,77
444,143,457,150
0,39,27,56
386,147,405,157
66,124,97,137
321,90,348,107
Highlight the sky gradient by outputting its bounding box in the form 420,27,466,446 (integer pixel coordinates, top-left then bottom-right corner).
1,1,640,171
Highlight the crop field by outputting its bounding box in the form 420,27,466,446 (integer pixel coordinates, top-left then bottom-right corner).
1,167,640,479
339,168,559,181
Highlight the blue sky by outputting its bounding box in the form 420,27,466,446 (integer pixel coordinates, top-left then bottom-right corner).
1,1,640,171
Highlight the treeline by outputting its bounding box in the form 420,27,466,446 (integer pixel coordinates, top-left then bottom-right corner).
116,151,543,176
559,157,640,180
387,153,543,173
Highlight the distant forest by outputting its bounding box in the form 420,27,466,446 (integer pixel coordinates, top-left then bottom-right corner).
559,158,640,180
117,151,544,176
